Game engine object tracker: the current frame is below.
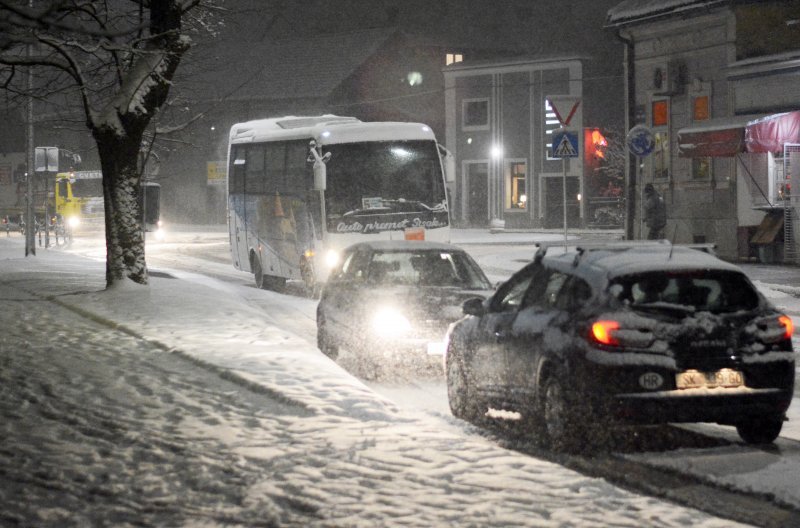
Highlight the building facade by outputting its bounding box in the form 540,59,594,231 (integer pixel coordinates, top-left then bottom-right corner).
443,57,586,229
607,0,800,261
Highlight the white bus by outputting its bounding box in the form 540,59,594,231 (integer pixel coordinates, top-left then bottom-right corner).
227,115,451,293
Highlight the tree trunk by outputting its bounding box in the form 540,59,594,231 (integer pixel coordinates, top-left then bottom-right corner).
96,129,148,286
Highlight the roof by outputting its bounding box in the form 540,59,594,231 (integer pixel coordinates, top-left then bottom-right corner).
540,242,742,287
229,116,438,145
606,0,727,27
205,28,401,102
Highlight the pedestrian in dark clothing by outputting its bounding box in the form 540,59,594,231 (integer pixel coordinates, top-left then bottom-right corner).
643,183,666,240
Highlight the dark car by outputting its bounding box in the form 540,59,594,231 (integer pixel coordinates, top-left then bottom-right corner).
317,240,494,378
445,241,795,451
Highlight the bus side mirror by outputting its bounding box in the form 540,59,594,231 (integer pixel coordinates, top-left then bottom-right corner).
309,140,331,191
314,160,327,191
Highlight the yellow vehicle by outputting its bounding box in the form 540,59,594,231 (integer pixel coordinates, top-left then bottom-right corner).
54,171,163,238
54,171,105,232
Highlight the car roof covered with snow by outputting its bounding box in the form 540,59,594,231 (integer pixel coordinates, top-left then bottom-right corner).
344,240,468,253
538,241,746,290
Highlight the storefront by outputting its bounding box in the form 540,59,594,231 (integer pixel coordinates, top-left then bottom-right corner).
678,111,800,262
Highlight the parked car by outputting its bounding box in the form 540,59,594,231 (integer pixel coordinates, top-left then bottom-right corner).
316,240,494,378
445,241,795,451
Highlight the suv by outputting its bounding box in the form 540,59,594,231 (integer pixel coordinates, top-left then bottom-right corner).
445,241,795,451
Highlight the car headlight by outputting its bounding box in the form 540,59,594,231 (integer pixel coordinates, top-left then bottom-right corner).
325,249,340,268
371,307,412,338
67,216,80,228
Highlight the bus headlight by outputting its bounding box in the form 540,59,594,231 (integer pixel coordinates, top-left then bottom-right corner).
67,216,80,228
371,307,412,338
325,249,340,268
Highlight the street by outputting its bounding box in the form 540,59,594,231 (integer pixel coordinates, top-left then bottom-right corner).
4,226,800,527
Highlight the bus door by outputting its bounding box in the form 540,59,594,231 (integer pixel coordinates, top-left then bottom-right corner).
229,147,251,271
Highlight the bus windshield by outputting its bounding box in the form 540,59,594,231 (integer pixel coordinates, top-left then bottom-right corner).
323,140,446,220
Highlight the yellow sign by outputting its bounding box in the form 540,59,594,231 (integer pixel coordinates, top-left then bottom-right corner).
207,161,226,186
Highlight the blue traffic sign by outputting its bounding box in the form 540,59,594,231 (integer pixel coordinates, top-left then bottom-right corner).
552,130,579,158
626,125,655,157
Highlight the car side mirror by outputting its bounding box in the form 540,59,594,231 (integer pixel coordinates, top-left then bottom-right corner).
462,297,486,316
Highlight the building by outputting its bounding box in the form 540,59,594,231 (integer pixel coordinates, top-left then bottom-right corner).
607,0,800,261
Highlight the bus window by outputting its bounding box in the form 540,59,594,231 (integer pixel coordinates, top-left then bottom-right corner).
285,140,311,196
230,146,245,194
265,142,285,195
72,178,103,198
245,145,266,194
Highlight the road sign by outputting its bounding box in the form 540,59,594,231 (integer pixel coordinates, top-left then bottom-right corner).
552,130,579,158
547,96,582,126
626,125,655,157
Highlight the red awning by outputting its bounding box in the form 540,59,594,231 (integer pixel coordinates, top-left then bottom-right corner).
679,111,800,158
677,116,756,158
745,111,800,154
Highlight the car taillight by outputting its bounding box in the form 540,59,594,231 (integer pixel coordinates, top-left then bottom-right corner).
779,315,794,340
591,320,620,346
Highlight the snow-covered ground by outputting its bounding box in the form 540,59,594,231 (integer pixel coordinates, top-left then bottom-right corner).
0,228,798,526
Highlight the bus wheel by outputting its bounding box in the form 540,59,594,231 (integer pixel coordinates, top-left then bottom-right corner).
253,258,268,289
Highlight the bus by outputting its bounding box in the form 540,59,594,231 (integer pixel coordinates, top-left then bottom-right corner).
227,115,451,293
55,170,163,237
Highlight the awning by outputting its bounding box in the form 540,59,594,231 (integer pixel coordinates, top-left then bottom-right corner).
678,111,800,158
745,111,800,154
677,115,758,158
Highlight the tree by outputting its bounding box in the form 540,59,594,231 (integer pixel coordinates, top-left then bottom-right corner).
0,0,216,286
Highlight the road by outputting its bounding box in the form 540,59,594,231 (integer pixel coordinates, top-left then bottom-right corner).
60,226,800,527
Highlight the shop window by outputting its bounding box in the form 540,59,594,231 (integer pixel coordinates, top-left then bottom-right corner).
505,161,528,210
692,157,711,180
653,131,670,179
462,99,489,130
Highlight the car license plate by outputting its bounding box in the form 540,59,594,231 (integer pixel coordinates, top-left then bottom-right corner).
675,368,744,390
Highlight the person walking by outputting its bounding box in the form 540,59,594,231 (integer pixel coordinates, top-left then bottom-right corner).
643,183,666,240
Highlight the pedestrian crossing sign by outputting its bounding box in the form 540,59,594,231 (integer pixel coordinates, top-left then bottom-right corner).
552,130,579,158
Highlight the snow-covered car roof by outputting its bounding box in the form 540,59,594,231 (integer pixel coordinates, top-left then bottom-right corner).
542,242,745,287
344,240,469,253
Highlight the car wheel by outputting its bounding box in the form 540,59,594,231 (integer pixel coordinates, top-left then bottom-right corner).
446,346,485,423
543,376,579,452
736,417,783,444
316,316,339,360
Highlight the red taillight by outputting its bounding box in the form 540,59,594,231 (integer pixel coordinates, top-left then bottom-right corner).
591,320,620,346
779,315,794,340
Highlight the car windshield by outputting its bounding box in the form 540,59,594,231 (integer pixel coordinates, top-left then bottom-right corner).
366,250,491,290
610,270,760,313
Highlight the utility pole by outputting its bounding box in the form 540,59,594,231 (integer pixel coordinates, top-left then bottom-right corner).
25,3,35,256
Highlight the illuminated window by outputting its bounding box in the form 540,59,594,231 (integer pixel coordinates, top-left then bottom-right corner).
544,100,562,159
652,99,669,127
462,99,489,130
446,53,464,65
505,161,528,210
692,95,709,121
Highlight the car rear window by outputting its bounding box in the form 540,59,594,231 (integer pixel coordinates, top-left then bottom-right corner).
610,270,760,313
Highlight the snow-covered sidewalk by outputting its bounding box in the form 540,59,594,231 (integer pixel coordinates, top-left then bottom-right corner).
0,235,758,527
